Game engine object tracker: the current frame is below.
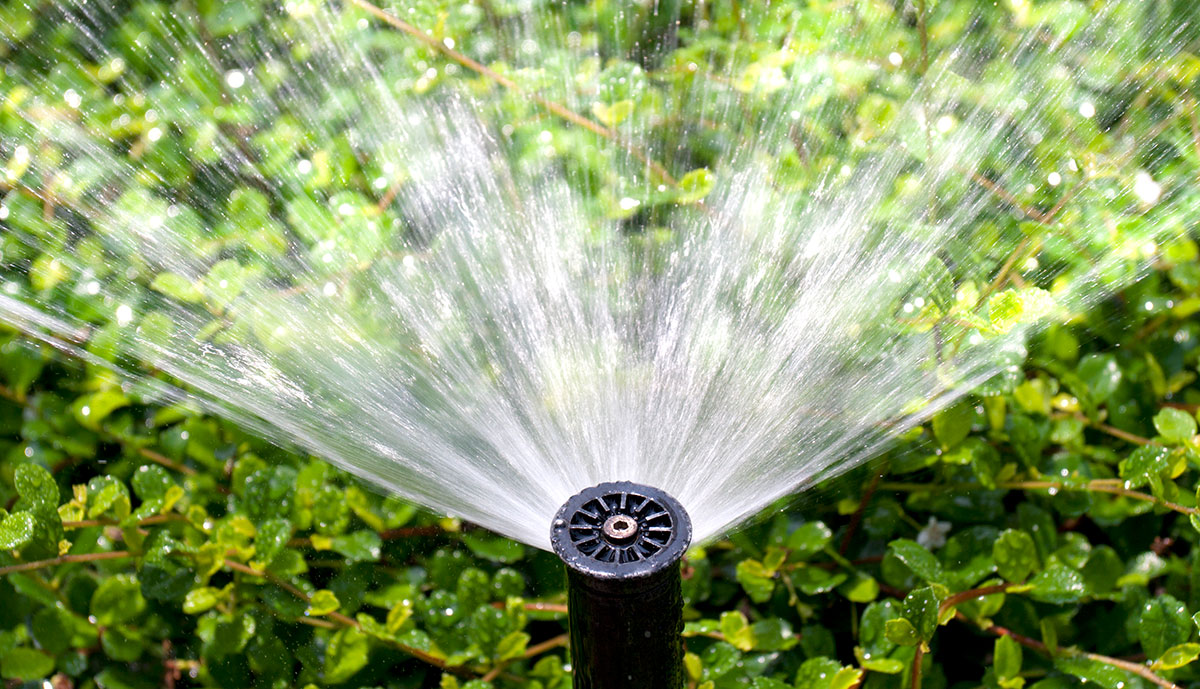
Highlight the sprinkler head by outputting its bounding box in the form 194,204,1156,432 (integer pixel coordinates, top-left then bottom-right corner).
551,481,692,587
550,482,691,689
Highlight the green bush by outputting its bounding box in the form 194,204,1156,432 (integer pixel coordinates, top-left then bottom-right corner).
2,0,1200,688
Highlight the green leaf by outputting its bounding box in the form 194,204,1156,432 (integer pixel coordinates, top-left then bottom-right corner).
838,570,880,603
933,401,974,449
14,463,57,509
1154,642,1200,670
993,529,1038,582
495,631,529,661
91,574,147,626
1028,564,1085,604
131,464,176,501
183,587,221,615
1054,654,1138,689
323,627,369,684
748,618,798,652
884,618,919,647
0,511,35,550
735,559,776,603
1139,595,1191,659
1119,445,1173,491
795,656,864,689
30,254,69,291
150,272,204,303
677,168,714,204
0,647,55,681
1076,354,1122,404
795,657,863,689
204,259,253,309
788,521,832,559
307,589,340,616
720,611,753,651
331,530,382,563
1153,408,1197,444
86,475,131,520
461,532,525,563
591,99,634,127
900,586,940,641
75,387,130,428
995,634,1023,679
889,539,944,583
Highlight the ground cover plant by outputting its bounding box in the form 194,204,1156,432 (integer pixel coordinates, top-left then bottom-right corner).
2,0,1200,687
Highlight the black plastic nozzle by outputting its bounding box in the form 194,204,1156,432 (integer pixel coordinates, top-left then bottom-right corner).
551,481,692,689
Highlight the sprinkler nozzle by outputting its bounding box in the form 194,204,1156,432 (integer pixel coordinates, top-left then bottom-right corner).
551,482,691,689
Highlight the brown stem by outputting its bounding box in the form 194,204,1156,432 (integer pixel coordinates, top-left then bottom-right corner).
968,172,1053,224
222,559,455,671
480,633,569,683
939,583,1012,615
1092,422,1155,446
348,0,676,184
916,0,928,77
137,447,198,476
911,643,924,689
999,480,1197,516
288,524,444,548
0,550,131,576
524,633,568,658
840,470,883,555
966,615,1181,689
62,514,186,529
492,601,569,614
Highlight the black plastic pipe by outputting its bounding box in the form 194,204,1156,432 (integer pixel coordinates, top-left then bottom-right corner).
550,481,692,689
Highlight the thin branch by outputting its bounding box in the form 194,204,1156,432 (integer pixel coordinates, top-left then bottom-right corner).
480,633,568,682
840,470,883,554
348,0,676,184
221,558,458,672
0,550,131,576
62,514,186,529
939,583,1013,615
999,480,1198,516
964,614,1182,689
911,643,924,689
524,633,568,659
137,447,198,476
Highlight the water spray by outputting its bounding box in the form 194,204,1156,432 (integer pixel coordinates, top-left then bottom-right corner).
551,481,692,689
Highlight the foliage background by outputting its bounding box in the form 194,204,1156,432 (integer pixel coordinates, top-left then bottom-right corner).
2,0,1200,688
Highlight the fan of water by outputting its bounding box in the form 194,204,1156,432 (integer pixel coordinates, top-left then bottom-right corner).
0,0,1194,548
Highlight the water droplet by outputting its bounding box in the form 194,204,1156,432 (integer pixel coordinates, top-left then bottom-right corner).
116,304,134,326
1133,171,1162,204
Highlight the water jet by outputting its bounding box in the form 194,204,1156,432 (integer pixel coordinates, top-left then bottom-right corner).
551,481,692,689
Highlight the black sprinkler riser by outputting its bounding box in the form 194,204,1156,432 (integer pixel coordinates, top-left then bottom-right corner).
551,481,692,689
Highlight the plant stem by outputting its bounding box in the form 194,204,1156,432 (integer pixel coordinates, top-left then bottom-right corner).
348,0,677,184
222,558,458,672
63,513,187,529
961,614,1182,689
840,469,883,554
0,550,131,576
911,643,924,689
939,583,1013,616
881,479,1196,517
1000,480,1198,516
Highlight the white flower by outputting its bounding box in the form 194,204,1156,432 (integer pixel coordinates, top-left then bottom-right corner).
917,516,952,549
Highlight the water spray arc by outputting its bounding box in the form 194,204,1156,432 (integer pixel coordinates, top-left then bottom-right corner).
551,482,692,689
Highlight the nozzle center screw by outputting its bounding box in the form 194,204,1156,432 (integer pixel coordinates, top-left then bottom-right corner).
603,515,639,543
